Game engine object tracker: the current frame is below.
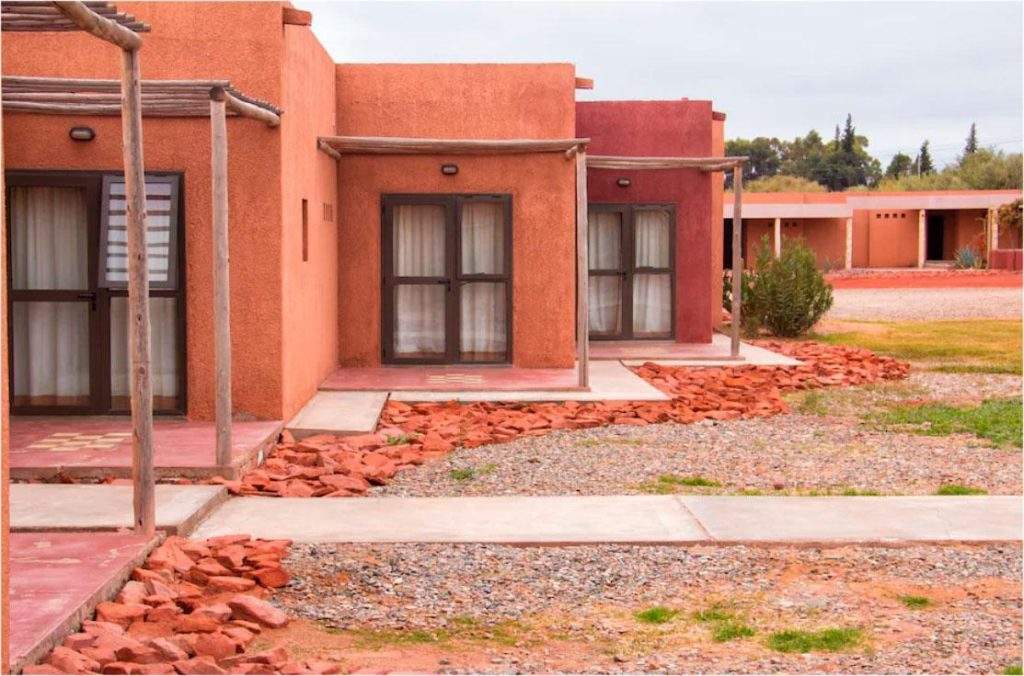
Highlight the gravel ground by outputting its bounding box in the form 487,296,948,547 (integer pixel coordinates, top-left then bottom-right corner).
275,542,1023,674
827,287,1021,320
372,414,1020,498
373,372,1020,498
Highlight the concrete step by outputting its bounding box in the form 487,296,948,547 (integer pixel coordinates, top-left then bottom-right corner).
286,391,388,439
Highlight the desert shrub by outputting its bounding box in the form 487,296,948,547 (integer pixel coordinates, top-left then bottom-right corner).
953,246,985,269
744,236,833,337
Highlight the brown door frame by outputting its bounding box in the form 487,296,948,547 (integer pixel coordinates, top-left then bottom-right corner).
381,193,513,365
5,169,187,415
587,202,676,341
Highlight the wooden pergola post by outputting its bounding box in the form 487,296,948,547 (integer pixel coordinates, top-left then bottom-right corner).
210,87,233,468
575,147,589,389
120,46,154,535
731,166,743,358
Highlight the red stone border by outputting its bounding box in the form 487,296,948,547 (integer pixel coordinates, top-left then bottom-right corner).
220,341,909,498
23,536,339,675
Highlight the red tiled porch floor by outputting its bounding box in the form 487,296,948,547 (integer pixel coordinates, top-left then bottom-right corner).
320,364,582,392
10,417,282,481
10,531,160,673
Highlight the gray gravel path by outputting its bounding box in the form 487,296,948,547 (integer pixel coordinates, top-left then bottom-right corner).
827,287,1021,320
372,414,1020,498
277,542,1023,674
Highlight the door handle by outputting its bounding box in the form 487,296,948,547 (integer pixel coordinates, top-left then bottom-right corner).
77,291,97,310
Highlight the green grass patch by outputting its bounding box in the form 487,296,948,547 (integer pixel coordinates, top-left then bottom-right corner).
766,627,863,653
935,483,988,495
385,433,416,445
352,628,451,648
449,463,497,482
839,488,882,496
634,606,679,624
870,398,1021,448
814,319,1022,375
899,595,931,609
693,605,733,623
712,621,756,642
1003,664,1023,675
638,474,722,494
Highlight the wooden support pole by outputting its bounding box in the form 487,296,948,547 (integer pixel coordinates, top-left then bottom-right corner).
121,47,154,536
731,166,743,358
920,209,928,266
844,217,853,270
575,148,590,389
988,207,999,253
773,217,781,258
210,88,233,468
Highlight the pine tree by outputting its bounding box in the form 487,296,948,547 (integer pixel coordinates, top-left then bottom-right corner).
833,125,841,148
964,123,979,156
918,140,935,174
841,114,856,153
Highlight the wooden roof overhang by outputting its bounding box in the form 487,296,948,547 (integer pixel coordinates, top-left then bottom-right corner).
1,1,147,49
317,135,589,159
587,155,747,172
2,76,282,125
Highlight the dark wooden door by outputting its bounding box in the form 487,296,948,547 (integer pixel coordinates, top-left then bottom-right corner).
382,194,511,364
587,204,676,340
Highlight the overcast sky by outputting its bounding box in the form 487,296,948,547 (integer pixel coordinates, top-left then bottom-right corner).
298,1,1023,168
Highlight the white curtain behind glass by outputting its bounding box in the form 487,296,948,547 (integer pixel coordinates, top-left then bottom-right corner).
394,204,446,356
459,202,506,359
10,187,90,403
111,297,178,403
461,202,503,274
588,210,622,334
633,209,672,335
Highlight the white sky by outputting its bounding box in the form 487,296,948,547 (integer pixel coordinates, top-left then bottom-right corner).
297,1,1024,168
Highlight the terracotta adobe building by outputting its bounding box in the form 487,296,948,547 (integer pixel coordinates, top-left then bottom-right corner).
727,189,1022,269
3,2,728,424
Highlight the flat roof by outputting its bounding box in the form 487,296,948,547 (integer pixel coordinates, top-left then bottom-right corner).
723,190,1021,219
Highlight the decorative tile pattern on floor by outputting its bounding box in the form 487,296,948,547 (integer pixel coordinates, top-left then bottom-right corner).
425,374,485,385
25,431,131,452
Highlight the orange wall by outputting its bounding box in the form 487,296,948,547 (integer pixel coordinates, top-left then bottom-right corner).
335,64,577,368
865,209,918,267
279,24,339,419
2,3,292,420
743,218,844,268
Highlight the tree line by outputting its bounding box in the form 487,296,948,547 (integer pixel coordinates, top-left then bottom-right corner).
726,117,1022,192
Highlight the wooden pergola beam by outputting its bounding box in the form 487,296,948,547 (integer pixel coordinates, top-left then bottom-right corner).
1,76,282,125
318,135,589,156
587,155,748,171
53,0,142,49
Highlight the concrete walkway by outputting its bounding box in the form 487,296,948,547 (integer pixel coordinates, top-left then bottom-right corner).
11,484,227,535
192,495,1022,545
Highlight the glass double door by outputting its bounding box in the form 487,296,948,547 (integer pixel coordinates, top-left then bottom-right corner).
588,204,675,340
382,194,511,364
6,172,184,414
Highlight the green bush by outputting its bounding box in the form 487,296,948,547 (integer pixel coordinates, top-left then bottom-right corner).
734,236,833,337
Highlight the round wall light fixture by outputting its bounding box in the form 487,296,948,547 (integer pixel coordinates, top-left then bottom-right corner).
441,163,459,176
69,126,95,142
616,177,631,188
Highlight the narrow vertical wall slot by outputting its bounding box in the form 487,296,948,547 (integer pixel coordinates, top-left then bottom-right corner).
301,198,309,262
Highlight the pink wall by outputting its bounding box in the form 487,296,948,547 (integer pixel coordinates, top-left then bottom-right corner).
577,100,715,343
